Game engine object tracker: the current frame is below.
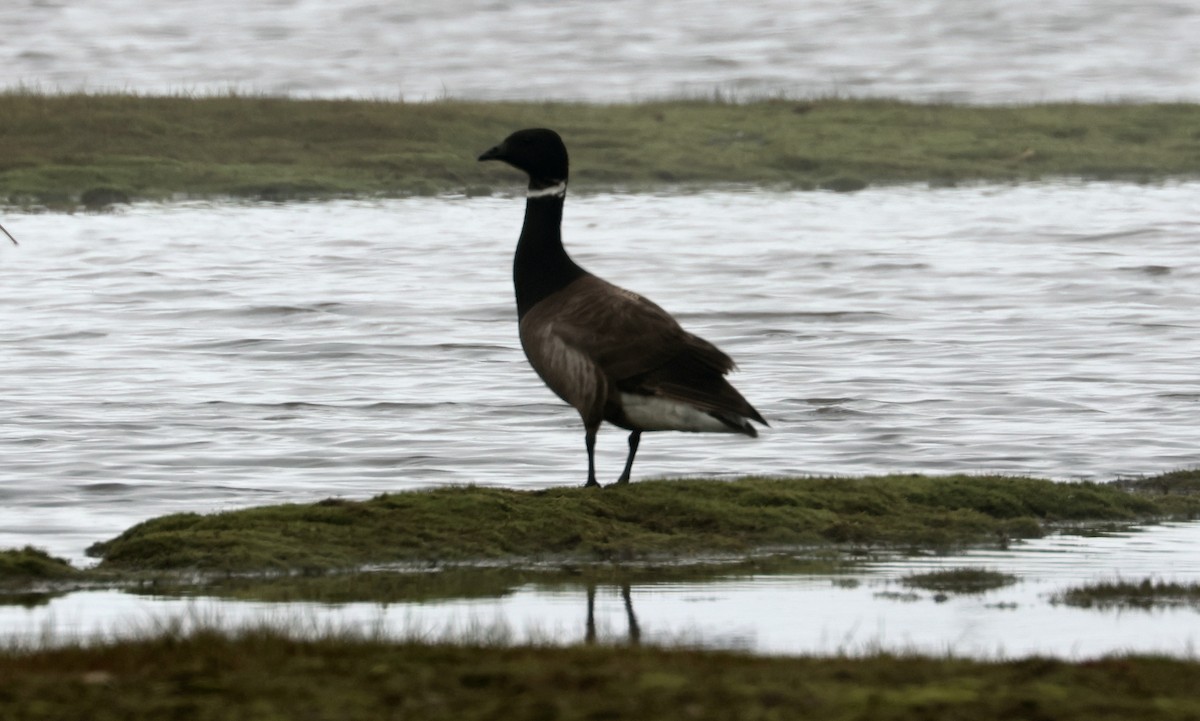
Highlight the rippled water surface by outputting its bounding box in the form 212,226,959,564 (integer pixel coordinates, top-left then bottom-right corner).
4,0,1199,102
1,184,1198,561
6,523,1200,658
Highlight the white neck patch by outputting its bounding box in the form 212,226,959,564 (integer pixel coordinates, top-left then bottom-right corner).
526,181,567,199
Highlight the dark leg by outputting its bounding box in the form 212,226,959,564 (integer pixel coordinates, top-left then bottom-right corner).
584,425,600,487
614,431,641,485
585,584,597,644
622,584,641,644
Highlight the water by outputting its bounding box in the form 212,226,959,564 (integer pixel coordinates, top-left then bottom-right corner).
4,0,1199,103
2,183,1198,563
6,522,1200,658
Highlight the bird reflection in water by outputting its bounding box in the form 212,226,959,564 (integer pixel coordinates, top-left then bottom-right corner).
585,584,641,645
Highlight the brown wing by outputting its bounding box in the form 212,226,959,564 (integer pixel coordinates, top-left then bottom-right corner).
522,275,765,426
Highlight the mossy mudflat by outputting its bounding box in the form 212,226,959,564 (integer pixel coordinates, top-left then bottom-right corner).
3,92,1200,206
4,630,1200,720
83,473,1200,574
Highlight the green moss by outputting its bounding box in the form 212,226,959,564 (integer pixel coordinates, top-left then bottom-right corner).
2,92,1200,203
4,631,1200,720
1056,578,1200,610
901,568,1018,594
85,473,1200,573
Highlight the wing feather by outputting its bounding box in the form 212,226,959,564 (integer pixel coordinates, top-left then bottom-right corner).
522,276,764,426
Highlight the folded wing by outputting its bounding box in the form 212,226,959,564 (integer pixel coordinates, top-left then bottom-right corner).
520,275,765,432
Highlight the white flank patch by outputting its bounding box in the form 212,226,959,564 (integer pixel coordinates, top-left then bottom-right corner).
618,393,736,433
526,181,567,199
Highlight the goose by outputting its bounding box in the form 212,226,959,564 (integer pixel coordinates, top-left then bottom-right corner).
478,128,766,487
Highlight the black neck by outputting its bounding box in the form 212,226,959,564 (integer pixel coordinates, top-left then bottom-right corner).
513,193,587,320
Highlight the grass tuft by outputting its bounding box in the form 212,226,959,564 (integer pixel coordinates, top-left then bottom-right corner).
0,547,80,584
1056,578,1200,610
901,568,1018,594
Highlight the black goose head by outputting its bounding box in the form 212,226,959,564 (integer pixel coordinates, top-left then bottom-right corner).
478,128,569,190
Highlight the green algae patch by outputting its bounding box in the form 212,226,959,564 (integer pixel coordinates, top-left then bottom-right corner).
901,568,1018,594
3,92,1200,205
0,547,81,585
85,473,1200,573
5,631,1200,721
1056,579,1200,611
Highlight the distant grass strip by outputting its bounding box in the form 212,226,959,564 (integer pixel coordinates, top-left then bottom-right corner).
82,472,1200,573
4,630,1200,720
2,92,1200,206
1056,579,1200,611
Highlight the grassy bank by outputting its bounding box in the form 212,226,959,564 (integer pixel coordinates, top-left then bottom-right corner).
3,630,1200,720
81,472,1200,574
2,92,1199,206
